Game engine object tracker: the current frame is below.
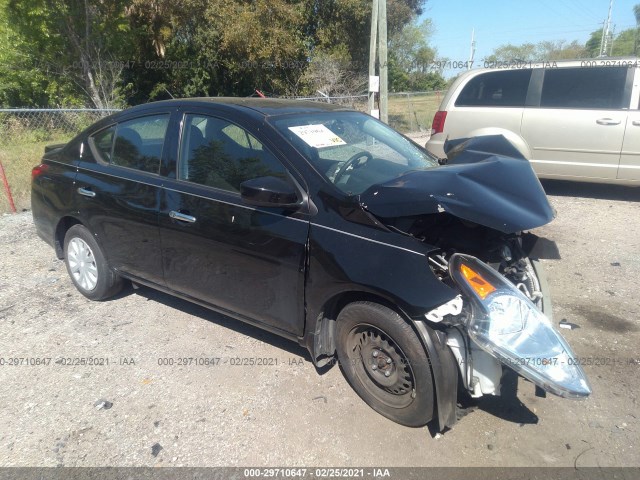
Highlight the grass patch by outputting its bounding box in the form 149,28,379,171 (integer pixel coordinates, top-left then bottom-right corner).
387,93,443,133
0,137,71,213
318,92,444,133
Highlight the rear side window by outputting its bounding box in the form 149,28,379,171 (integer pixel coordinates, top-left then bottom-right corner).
89,115,169,173
92,126,115,162
540,67,628,109
455,70,532,107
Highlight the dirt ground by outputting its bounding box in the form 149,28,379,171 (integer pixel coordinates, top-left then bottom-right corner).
0,180,639,467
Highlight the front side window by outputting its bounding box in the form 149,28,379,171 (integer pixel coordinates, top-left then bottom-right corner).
455,70,532,107
179,114,288,193
540,67,628,109
111,115,169,173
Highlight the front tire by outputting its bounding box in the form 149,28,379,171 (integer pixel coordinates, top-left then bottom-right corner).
336,302,435,427
63,224,122,300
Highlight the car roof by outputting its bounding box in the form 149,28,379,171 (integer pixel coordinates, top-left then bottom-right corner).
460,56,640,77
123,97,353,117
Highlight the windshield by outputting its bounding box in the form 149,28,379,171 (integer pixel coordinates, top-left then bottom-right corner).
271,111,438,195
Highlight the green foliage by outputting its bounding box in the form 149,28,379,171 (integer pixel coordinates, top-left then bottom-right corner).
585,27,639,57
0,0,433,107
484,40,586,63
388,19,446,92
1,0,132,107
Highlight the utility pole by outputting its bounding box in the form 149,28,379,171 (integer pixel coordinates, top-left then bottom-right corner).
468,28,476,69
368,0,388,123
368,0,379,116
609,25,617,55
378,0,388,123
600,0,615,57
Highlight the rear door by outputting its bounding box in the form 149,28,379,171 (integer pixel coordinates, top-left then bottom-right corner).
76,111,172,285
619,67,640,182
158,108,309,335
521,66,632,180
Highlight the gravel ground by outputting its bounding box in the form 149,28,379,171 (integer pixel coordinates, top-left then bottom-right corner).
0,180,639,467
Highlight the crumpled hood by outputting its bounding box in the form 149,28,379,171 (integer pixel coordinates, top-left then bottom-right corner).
359,135,555,234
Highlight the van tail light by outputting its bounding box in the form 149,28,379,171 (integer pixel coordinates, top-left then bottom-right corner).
32,163,49,180
431,111,447,135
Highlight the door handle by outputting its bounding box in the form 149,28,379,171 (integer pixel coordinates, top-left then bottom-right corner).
77,187,96,198
596,118,621,125
169,210,196,223
632,120,640,126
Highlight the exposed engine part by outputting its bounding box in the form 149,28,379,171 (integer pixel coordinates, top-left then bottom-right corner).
500,244,512,262
428,254,448,273
381,212,549,399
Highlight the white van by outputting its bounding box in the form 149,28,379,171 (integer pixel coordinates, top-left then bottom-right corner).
426,59,640,185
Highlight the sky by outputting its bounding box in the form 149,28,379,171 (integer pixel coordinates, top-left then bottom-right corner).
420,0,639,77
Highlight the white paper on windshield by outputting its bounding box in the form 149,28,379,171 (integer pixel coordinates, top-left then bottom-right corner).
288,124,346,148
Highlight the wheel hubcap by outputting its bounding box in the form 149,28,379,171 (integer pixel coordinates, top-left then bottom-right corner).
67,238,98,291
347,325,416,408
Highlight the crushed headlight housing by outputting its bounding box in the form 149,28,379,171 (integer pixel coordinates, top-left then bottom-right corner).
449,253,591,398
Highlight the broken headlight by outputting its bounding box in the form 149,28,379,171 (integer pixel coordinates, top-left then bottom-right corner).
449,253,591,399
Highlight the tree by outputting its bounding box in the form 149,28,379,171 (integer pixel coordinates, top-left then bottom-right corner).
0,0,57,106
585,27,638,57
5,0,132,108
633,5,640,54
484,40,585,63
0,0,430,106
303,48,367,96
388,19,446,92
303,0,427,77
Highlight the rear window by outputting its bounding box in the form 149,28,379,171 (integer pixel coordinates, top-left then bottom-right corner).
540,66,628,109
455,70,532,107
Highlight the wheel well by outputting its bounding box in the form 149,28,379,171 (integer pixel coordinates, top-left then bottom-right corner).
313,291,413,363
54,216,83,259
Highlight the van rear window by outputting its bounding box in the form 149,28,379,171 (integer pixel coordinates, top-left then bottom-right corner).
455,70,532,107
540,66,628,109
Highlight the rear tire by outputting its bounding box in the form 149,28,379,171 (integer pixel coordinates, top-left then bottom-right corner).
63,224,122,300
335,302,434,427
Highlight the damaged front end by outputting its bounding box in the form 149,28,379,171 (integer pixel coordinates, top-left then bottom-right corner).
425,254,591,401
361,135,591,406
446,254,591,398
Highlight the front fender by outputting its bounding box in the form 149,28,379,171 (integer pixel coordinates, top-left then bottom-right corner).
413,320,459,430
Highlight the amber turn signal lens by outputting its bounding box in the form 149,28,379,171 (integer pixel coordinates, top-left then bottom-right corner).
460,263,496,300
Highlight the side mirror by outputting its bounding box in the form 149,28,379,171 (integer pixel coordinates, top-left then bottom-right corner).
240,176,300,208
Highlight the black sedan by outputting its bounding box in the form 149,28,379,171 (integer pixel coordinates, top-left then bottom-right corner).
31,98,590,431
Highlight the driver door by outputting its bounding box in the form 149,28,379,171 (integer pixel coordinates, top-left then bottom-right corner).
159,110,310,335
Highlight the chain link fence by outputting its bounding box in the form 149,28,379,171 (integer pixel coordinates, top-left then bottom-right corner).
0,108,120,213
0,91,442,147
0,108,120,146
289,91,443,134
